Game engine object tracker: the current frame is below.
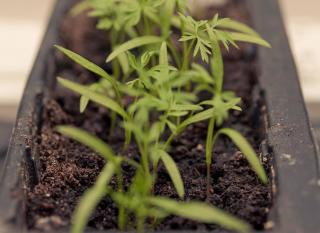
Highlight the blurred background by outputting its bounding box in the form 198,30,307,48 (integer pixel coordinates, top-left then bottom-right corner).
0,0,319,161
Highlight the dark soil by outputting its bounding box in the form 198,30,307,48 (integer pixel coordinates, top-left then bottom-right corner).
26,0,273,231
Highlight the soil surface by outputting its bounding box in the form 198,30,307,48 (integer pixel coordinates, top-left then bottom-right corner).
26,0,273,231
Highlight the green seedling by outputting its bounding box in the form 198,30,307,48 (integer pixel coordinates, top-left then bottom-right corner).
57,126,250,233
54,1,271,232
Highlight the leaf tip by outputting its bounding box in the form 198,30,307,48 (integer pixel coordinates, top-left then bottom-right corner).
55,125,67,135
106,55,112,63
260,172,268,184
54,44,64,51
57,76,65,84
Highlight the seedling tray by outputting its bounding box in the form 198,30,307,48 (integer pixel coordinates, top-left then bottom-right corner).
1,0,319,232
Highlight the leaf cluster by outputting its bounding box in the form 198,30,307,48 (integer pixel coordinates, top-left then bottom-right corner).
56,1,270,233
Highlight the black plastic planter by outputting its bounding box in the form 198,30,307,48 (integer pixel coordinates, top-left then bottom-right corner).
1,0,320,233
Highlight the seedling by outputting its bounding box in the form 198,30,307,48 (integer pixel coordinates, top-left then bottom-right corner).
55,0,271,232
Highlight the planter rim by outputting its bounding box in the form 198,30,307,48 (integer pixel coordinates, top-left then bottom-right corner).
1,0,319,232
248,0,320,232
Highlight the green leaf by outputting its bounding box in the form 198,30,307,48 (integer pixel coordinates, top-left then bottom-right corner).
79,83,100,113
56,126,116,163
160,0,176,38
71,163,115,233
149,122,164,142
206,23,223,93
58,77,128,119
178,108,214,131
172,16,270,48
217,18,259,37
159,42,169,68
106,36,163,62
159,42,169,79
174,92,197,103
173,104,203,111
147,197,251,233
168,111,188,117
230,32,271,48
191,63,214,84
215,128,268,183
165,120,177,133
157,150,185,198
117,51,130,74
54,45,117,86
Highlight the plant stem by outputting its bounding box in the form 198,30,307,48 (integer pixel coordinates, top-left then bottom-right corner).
205,115,215,200
180,17,187,70
181,39,195,71
164,133,175,150
117,170,126,230
137,216,145,233
167,39,182,68
111,29,120,80
137,141,150,177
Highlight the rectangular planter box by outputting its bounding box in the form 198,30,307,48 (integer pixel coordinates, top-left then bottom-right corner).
1,0,319,232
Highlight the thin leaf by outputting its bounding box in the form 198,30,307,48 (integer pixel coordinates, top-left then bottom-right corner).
168,111,188,117
191,63,213,84
173,104,203,111
157,150,185,198
147,197,251,233
106,36,162,62
160,0,176,38
178,108,214,131
159,42,169,67
117,50,130,74
56,126,116,163
217,19,259,37
230,32,271,48
58,78,128,119
55,45,116,86
159,42,169,78
215,128,268,183
206,24,223,93
166,120,177,133
71,163,115,233
80,83,99,113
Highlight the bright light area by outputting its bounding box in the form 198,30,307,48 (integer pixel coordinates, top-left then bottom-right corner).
0,0,55,105
280,0,320,102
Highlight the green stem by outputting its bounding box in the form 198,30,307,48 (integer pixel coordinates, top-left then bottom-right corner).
182,40,195,70
118,207,126,231
137,215,145,233
111,29,120,80
167,39,182,68
137,141,150,177
205,115,215,200
180,17,187,70
164,132,176,150
117,170,126,230
124,125,132,150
